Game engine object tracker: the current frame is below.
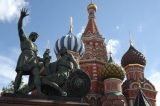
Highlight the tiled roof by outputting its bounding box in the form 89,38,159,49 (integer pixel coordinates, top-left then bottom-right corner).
83,18,99,35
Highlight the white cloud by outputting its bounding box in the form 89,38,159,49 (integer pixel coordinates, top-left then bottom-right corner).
106,39,120,56
0,0,28,22
106,39,120,64
76,26,85,38
148,69,160,106
0,56,16,80
0,47,26,91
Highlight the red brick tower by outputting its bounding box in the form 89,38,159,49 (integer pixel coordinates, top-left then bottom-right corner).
79,1,107,106
100,53,127,106
121,43,157,106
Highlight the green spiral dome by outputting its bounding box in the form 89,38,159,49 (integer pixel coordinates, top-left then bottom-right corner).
101,56,125,81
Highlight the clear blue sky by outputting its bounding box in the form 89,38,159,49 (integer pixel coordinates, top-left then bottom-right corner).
0,0,160,104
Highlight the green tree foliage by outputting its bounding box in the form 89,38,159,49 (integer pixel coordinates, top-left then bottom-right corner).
1,81,15,94
1,79,27,95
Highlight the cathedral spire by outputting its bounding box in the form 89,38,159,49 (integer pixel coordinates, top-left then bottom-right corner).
108,44,114,63
83,1,99,35
109,44,112,56
69,16,73,34
91,0,93,4
129,32,134,46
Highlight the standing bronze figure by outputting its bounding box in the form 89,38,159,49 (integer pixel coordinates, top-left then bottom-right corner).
14,8,44,96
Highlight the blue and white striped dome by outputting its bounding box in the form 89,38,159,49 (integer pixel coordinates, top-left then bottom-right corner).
54,31,85,57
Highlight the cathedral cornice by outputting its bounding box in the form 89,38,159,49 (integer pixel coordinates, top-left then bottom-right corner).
124,64,144,69
80,59,106,65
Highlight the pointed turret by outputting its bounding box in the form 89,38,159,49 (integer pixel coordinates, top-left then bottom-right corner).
79,1,107,105
82,1,100,36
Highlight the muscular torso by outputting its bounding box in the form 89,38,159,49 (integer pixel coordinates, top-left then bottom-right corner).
21,38,37,53
16,37,38,71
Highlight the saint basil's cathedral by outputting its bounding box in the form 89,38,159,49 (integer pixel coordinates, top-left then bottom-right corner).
54,1,157,106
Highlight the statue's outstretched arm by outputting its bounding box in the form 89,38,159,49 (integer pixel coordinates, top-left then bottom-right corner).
18,8,29,41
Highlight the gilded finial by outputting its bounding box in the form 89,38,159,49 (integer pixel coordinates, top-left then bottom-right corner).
87,0,97,12
69,16,73,33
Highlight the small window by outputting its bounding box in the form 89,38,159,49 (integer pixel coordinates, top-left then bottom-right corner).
132,84,138,88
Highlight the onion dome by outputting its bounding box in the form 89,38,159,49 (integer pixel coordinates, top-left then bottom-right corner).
121,44,146,68
101,55,125,81
54,17,85,57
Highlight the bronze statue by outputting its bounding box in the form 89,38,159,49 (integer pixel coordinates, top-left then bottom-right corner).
13,8,90,98
41,47,79,96
40,47,90,97
14,8,44,96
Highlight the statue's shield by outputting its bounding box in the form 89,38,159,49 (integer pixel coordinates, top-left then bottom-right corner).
65,69,91,97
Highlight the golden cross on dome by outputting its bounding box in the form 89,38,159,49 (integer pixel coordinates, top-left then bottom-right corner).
69,16,73,33
108,43,114,63
90,0,94,4
129,32,133,46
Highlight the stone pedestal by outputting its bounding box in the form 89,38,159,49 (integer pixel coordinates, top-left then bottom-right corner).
0,96,89,106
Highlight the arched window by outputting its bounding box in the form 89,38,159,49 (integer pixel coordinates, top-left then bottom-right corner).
144,83,153,90
130,82,139,89
132,84,138,88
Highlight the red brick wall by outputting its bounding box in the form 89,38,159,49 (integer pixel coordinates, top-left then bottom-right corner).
104,78,122,93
